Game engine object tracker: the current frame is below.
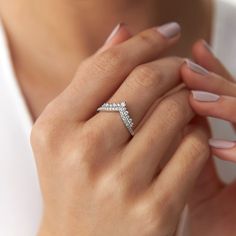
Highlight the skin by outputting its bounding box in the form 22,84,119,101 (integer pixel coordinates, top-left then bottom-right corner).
182,40,236,161
1,0,235,235
31,26,210,236
179,40,236,236
0,0,213,120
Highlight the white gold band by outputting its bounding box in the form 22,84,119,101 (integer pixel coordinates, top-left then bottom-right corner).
97,101,135,136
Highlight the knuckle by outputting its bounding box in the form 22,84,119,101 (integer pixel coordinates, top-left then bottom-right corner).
93,47,124,73
131,64,162,89
96,170,128,203
153,195,179,235
78,122,105,155
138,29,161,48
187,134,210,158
133,200,175,236
96,176,117,201
30,116,54,151
31,102,73,157
134,202,159,234
30,102,62,149
155,194,176,218
161,98,185,123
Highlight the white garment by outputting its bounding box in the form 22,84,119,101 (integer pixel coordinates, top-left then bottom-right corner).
0,14,42,236
0,0,235,235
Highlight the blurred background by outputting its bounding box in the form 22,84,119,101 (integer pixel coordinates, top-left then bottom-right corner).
225,0,236,3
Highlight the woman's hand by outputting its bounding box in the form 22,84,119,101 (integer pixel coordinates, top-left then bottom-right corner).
181,40,236,161
180,40,236,236
31,23,210,236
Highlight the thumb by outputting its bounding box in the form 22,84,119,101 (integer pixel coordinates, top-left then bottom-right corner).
96,22,132,54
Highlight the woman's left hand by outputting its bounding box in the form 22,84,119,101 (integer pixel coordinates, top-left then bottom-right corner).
180,40,236,236
181,41,236,162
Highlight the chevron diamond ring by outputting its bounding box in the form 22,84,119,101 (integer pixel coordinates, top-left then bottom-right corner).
97,101,134,136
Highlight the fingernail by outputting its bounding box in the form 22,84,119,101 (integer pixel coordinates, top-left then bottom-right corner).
209,139,236,149
192,91,220,102
203,40,213,54
105,23,123,44
185,59,209,76
156,22,181,39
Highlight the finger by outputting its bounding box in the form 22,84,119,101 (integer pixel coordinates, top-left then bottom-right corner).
181,60,236,97
192,39,235,81
187,118,223,209
150,123,210,217
187,90,236,162
121,89,195,189
96,23,132,54
189,91,236,123
90,57,185,145
209,139,236,162
57,22,181,121
191,39,236,130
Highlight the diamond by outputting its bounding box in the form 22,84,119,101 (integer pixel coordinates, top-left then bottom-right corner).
97,101,134,136
121,102,126,107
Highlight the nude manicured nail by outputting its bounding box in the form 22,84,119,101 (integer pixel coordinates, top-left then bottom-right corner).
156,22,181,39
209,139,236,149
105,23,123,44
185,59,209,76
192,91,220,102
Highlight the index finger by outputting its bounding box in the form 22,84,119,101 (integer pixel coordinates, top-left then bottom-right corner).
57,22,181,121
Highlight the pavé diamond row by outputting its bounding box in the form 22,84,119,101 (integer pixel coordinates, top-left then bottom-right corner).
97,101,134,136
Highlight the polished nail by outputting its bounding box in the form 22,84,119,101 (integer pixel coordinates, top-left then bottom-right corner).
185,59,209,76
192,91,220,102
209,139,236,149
156,22,181,39
203,40,213,54
105,23,123,44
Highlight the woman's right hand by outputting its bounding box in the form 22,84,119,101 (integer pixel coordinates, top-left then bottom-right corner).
31,23,210,236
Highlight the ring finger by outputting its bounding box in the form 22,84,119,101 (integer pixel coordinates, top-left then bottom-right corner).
89,57,184,145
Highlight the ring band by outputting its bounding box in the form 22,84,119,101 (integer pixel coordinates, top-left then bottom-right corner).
97,101,135,136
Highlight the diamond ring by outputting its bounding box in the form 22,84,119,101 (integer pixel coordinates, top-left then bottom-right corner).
97,101,135,136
